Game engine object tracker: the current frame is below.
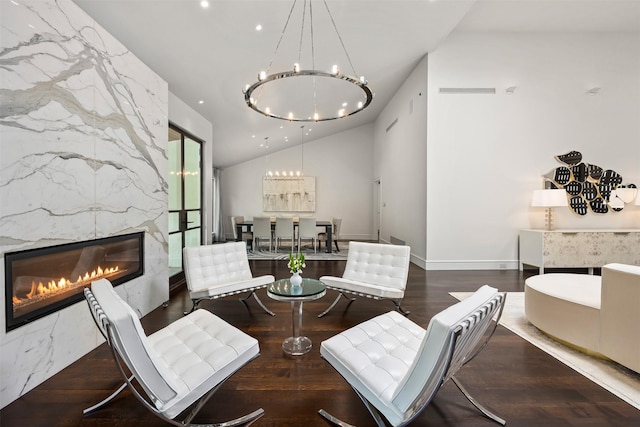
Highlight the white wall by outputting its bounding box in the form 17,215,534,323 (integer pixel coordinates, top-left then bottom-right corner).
373,56,429,267
168,92,214,243
426,32,640,270
221,124,375,240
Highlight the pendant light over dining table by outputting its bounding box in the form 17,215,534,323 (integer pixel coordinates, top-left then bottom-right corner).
242,0,373,122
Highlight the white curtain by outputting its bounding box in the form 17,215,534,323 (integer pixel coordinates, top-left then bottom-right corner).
212,168,224,242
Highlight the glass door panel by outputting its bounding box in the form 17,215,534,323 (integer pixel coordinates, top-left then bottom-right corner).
168,125,203,276
184,137,201,210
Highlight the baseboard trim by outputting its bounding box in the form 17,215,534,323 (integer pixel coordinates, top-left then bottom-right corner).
424,260,520,270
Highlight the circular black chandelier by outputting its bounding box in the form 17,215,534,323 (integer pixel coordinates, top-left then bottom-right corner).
242,0,373,122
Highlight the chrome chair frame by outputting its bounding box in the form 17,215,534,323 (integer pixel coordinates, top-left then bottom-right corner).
84,286,264,426
319,288,506,427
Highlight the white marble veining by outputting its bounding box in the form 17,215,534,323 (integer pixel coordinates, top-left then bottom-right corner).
0,0,168,408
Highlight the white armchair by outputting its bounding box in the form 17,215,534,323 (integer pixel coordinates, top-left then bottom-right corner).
183,241,275,315
84,279,264,426
319,285,506,427
318,241,411,317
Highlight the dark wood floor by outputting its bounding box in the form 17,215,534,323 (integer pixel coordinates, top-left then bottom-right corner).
2,261,639,426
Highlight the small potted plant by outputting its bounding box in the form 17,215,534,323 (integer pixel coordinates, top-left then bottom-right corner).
288,251,305,287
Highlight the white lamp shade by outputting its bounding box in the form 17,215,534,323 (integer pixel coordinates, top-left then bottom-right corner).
531,189,569,207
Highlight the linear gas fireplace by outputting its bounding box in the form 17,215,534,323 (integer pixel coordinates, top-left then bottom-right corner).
5,232,144,332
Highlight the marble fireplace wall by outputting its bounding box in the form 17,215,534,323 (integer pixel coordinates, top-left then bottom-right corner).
0,0,168,408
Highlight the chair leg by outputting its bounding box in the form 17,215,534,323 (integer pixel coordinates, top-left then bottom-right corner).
184,298,201,315
317,292,356,318
240,290,275,316
393,299,410,316
318,409,358,427
83,378,131,415
319,386,387,427
451,376,506,426
188,408,264,427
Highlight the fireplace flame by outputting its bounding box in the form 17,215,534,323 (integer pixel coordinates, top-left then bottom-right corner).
13,265,121,308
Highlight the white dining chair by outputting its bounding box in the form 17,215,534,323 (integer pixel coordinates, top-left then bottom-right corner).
231,215,253,249
318,217,342,252
297,217,317,253
253,216,273,252
275,217,294,252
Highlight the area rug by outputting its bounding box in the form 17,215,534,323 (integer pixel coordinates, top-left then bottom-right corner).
247,247,348,261
450,292,640,410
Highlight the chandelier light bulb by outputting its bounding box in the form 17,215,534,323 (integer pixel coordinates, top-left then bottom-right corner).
357,101,363,109
242,0,373,122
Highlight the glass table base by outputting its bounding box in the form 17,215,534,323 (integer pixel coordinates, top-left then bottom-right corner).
282,336,312,356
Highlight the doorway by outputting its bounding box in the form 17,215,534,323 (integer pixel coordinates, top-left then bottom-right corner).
168,124,203,277
373,178,381,242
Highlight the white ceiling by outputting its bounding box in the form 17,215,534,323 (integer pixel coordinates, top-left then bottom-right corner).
73,0,640,168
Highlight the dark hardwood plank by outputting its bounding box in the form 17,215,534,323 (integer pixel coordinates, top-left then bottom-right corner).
2,261,639,426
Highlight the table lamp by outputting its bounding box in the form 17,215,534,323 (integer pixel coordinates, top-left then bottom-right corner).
531,189,569,230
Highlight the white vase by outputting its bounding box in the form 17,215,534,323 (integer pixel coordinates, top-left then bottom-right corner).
290,271,302,288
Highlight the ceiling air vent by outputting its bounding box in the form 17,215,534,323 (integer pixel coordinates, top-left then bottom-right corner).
439,88,496,94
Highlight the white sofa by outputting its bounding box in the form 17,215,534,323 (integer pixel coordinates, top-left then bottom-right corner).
525,263,640,373
183,241,275,315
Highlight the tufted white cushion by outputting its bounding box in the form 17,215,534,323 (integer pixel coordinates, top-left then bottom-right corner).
321,311,425,423
148,310,259,418
90,279,259,420
321,285,501,426
320,241,410,299
183,242,274,300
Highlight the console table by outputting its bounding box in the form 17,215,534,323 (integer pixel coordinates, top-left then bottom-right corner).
519,229,640,274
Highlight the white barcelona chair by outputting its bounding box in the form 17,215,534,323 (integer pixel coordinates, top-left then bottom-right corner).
318,241,411,317
183,241,275,315
319,285,507,427
83,278,264,426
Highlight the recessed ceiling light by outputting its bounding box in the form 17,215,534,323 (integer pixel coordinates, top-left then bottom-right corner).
255,24,263,31
198,100,204,104
200,1,209,9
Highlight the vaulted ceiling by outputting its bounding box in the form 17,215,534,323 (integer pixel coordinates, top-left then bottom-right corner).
74,0,640,168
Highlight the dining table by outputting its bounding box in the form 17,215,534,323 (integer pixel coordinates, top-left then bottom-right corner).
235,219,333,253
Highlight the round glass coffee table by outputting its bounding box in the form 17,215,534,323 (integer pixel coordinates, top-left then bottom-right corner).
267,277,326,356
